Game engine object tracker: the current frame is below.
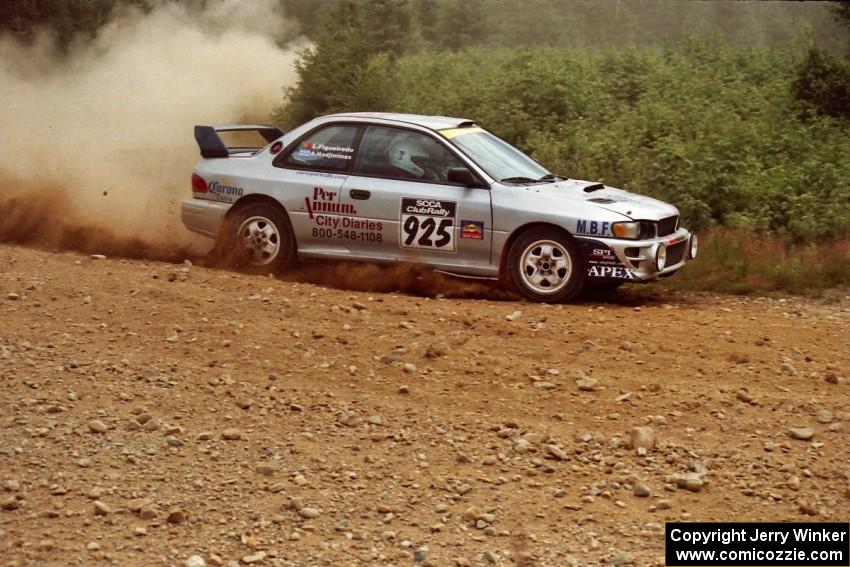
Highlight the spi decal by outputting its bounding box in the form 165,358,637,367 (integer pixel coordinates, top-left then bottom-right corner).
400,197,457,252
578,238,639,280
460,220,484,240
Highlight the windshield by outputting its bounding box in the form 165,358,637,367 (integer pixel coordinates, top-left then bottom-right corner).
440,127,550,183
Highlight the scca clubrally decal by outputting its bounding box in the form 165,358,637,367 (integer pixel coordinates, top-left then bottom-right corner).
400,197,457,252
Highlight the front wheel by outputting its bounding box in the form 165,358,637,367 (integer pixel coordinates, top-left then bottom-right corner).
219,203,296,272
506,227,585,303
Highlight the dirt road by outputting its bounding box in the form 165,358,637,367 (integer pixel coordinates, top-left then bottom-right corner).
1,244,848,566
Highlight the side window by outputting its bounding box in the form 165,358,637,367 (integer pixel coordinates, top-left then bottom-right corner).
280,125,358,171
354,126,468,183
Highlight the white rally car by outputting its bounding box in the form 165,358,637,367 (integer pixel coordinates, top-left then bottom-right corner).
182,112,697,302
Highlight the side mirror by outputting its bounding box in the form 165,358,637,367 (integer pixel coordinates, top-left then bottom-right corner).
447,167,481,187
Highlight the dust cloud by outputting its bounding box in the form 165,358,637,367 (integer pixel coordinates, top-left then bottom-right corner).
0,0,302,255
0,1,513,300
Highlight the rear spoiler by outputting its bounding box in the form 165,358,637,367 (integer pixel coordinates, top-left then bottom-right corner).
194,124,285,158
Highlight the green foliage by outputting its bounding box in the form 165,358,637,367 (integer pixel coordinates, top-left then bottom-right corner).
419,0,850,55
833,1,850,29
6,0,849,56
0,0,146,48
792,47,850,119
278,39,850,244
8,0,847,265
661,229,850,294
430,0,487,51
271,0,850,130
271,0,412,126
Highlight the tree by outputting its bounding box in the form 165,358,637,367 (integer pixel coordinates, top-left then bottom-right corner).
273,0,411,126
792,46,850,119
412,0,439,46
437,0,486,51
833,1,850,29
0,0,149,49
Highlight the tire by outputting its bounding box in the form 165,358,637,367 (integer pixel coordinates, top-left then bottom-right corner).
506,226,585,303
218,202,296,272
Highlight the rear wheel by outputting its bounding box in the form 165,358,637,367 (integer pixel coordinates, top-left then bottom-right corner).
219,203,295,272
507,227,585,302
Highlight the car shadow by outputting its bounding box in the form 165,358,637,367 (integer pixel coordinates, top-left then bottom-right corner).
275,260,518,301
223,258,690,307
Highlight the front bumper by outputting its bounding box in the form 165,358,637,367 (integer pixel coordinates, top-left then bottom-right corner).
581,228,693,281
181,197,230,239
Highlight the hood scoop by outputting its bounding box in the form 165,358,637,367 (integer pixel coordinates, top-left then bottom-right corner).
583,183,605,193
587,197,616,204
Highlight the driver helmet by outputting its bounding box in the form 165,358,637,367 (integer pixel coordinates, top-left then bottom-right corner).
387,136,430,177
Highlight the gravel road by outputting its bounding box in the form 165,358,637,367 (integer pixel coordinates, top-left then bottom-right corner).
1,244,848,566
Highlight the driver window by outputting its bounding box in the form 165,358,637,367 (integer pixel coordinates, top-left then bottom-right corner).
354,126,467,183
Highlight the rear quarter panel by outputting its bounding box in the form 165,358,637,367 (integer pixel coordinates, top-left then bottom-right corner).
193,135,352,254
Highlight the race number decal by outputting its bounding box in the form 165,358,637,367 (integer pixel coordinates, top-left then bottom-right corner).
400,197,457,252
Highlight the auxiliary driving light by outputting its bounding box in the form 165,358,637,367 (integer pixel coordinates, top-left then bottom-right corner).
655,243,667,271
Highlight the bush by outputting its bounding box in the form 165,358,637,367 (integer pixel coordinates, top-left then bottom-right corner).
661,228,850,294
792,47,850,119
276,39,850,246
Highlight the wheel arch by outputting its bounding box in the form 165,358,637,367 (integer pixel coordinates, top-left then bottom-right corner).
216,194,298,258
498,222,578,281
225,194,289,219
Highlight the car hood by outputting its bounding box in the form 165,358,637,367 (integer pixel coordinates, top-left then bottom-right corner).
521,179,679,221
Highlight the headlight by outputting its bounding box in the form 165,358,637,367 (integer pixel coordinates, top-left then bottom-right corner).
612,222,639,239
655,243,667,271
612,221,655,240
689,234,698,259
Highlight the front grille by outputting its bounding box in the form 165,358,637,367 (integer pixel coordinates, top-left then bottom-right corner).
666,241,686,266
657,216,678,237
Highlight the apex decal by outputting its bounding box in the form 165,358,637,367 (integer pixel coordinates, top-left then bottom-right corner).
588,265,638,279
579,238,641,280
305,186,356,219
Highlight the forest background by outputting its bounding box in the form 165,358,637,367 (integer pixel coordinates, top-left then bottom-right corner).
4,0,849,293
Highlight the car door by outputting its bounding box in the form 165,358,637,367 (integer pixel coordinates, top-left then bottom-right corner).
338,125,492,271
271,123,361,254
